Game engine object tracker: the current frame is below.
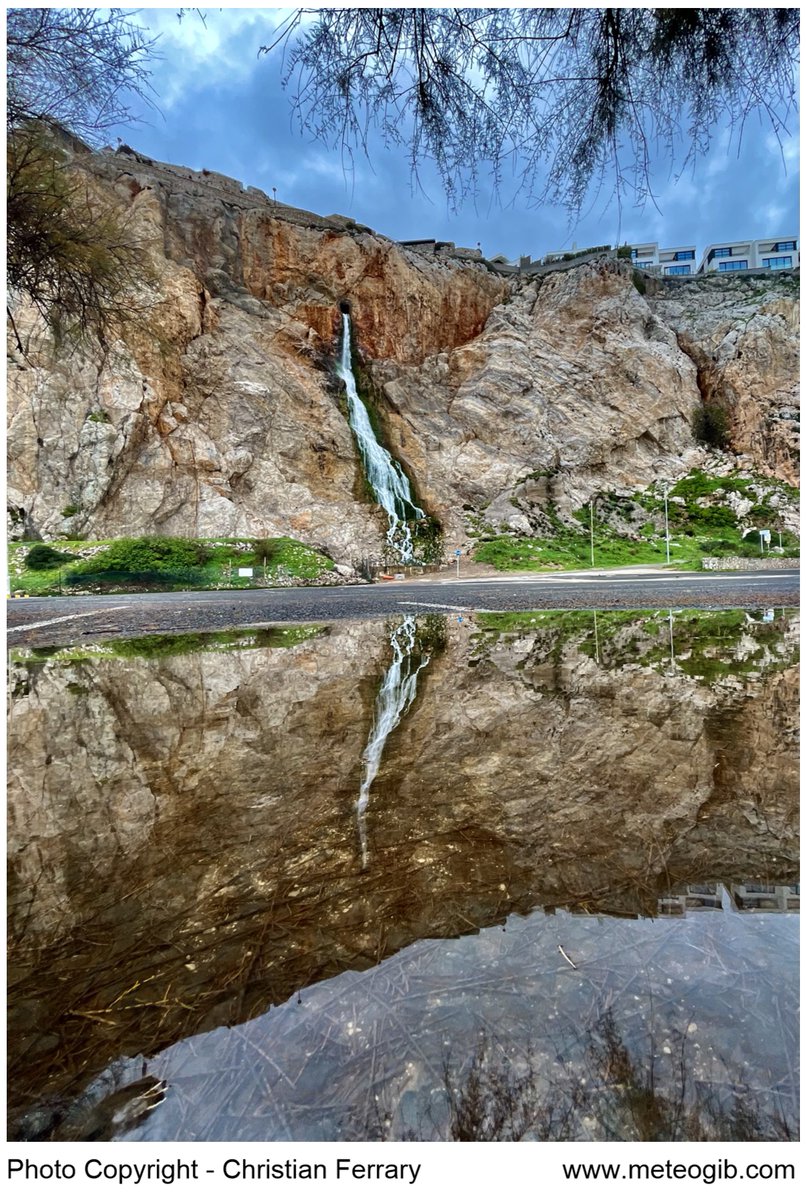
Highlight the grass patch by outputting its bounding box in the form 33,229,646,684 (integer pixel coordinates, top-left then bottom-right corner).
9,624,326,664
474,468,799,573
473,532,698,572
471,608,797,681
9,536,336,596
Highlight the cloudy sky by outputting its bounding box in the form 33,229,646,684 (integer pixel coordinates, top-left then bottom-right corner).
108,5,800,263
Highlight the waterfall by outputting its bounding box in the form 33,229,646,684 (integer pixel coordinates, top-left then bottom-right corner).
335,312,425,562
356,616,430,867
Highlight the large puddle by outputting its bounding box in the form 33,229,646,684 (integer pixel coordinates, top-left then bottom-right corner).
7,608,799,1141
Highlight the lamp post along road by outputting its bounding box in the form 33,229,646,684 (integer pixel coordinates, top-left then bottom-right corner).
587,499,594,568
663,484,671,565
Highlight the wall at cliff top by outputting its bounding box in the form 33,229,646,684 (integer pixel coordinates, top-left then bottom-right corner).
7,145,799,558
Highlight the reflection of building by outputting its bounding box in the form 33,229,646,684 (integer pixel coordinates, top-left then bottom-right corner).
728,883,800,913
657,882,722,917
657,882,799,917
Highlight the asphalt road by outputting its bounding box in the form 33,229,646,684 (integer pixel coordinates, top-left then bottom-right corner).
6,567,799,650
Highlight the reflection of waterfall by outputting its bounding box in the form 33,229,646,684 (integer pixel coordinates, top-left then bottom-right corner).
335,313,424,562
357,616,430,867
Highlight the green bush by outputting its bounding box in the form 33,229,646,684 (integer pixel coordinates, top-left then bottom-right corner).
699,537,741,554
682,502,736,531
632,269,646,295
64,537,212,585
670,469,729,501
747,502,776,523
63,567,208,591
692,403,729,449
25,543,78,570
251,537,280,567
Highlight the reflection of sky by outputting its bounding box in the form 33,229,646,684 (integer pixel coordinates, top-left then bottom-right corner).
108,7,800,262
116,897,799,1141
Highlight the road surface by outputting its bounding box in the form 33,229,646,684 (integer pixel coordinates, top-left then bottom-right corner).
7,566,799,650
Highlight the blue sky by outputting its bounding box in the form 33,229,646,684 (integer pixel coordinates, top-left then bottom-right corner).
109,5,800,262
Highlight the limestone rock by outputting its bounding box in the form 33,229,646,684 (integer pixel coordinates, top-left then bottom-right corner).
6,145,799,556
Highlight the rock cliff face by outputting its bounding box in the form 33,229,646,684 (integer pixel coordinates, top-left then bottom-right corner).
650,274,799,486
7,145,799,556
7,614,798,1128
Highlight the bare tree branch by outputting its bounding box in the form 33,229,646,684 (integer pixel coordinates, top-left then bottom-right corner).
258,7,799,214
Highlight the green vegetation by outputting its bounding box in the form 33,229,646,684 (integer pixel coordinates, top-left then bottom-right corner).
472,469,799,573
25,543,78,571
475,529,685,572
632,269,647,295
471,608,797,683
7,11,156,348
692,403,729,449
9,535,336,596
9,624,325,664
411,515,444,565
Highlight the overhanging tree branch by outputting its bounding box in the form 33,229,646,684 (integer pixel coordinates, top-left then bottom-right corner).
257,7,799,213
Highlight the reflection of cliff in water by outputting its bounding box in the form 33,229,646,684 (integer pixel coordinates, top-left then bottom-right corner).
7,610,799,1132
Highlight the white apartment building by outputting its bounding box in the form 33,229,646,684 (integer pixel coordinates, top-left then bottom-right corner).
630,241,659,268
658,245,697,275
630,243,697,275
754,236,799,271
697,236,799,273
534,236,798,275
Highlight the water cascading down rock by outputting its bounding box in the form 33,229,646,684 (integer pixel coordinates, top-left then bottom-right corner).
356,616,431,867
335,312,425,562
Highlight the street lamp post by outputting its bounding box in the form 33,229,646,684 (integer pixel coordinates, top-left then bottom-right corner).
587,499,594,568
663,483,671,565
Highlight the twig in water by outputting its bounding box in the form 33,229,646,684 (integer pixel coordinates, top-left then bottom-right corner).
558,944,578,969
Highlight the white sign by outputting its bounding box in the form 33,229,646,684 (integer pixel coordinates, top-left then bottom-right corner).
238,567,254,577
760,529,771,543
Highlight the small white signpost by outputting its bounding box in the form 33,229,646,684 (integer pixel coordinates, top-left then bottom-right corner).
759,529,771,554
238,567,254,578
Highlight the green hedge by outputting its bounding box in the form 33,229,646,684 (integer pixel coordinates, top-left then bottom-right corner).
25,543,78,570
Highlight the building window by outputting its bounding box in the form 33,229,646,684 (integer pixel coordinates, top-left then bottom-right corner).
673,250,695,260
718,259,748,271
762,256,793,269
665,264,691,275
709,247,732,262
634,261,654,269
773,240,796,252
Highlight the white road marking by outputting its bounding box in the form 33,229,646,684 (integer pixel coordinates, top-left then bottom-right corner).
401,601,469,612
11,605,130,634
432,571,795,587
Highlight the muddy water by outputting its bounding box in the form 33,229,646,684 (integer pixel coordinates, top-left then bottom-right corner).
7,609,799,1140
